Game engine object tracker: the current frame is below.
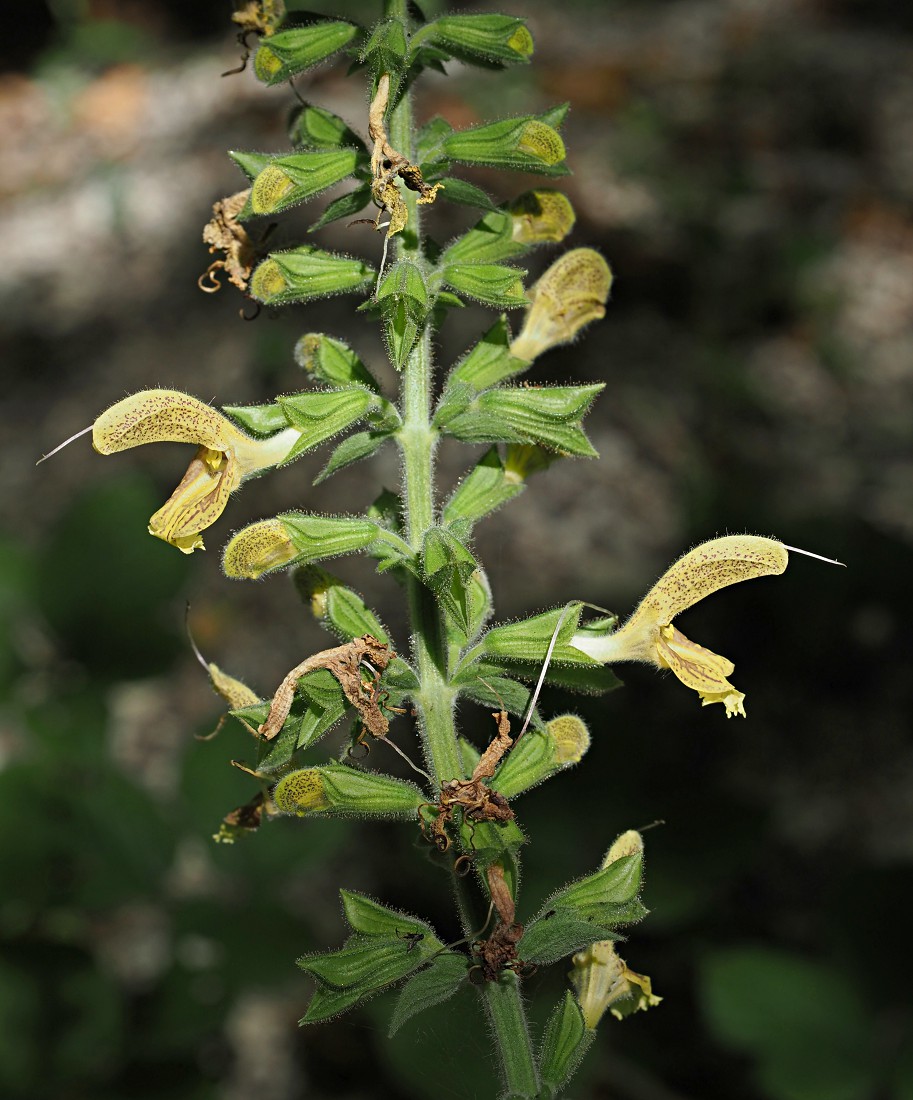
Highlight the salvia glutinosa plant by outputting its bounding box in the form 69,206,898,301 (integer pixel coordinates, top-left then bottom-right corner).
45,2,836,1095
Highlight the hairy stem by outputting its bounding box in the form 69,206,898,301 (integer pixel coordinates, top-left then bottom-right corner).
484,972,541,1098
385,6,538,1094
386,11,462,786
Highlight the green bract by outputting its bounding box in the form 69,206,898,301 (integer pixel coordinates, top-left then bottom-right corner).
374,261,431,369
440,112,569,175
435,383,604,456
288,103,367,151
249,246,374,305
254,20,360,86
233,149,363,216
411,14,533,68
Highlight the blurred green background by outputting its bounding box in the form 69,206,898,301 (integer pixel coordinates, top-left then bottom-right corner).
2,1,912,1098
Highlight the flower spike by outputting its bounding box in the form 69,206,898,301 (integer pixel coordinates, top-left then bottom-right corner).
92,389,300,553
570,535,790,716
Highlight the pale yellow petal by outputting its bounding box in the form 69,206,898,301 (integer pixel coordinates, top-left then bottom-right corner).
630,535,788,628
93,390,246,455
148,446,239,554
654,624,746,717
510,249,612,360
222,518,298,579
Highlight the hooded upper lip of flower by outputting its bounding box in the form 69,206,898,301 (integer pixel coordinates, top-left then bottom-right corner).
569,535,789,717
93,389,299,554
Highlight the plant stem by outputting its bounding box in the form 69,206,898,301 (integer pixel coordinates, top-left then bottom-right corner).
484,972,541,1098
386,9,539,1096
386,7,461,787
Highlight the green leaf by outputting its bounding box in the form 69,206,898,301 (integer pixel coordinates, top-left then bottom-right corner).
250,246,374,306
448,316,530,392
278,388,378,461
436,385,604,456
235,149,362,217
340,891,438,940
294,333,381,392
280,512,381,566
481,605,600,666
288,103,367,151
451,662,540,725
294,565,389,642
361,18,408,81
315,430,394,484
309,185,372,232
443,209,520,266
499,660,622,696
411,14,533,69
365,490,411,576
443,446,525,527
221,402,289,436
388,953,468,1036
520,913,619,967
443,262,528,308
539,992,594,1094
459,736,482,774
422,527,480,634
253,20,360,86
548,853,644,922
226,150,271,182
415,115,454,164
433,177,497,210
442,112,569,176
376,261,432,370
458,818,526,866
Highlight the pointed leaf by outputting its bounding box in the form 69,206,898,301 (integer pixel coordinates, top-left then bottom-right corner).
539,992,594,1094
315,430,394,484
309,186,372,231
520,913,620,967
294,333,381,392
222,402,289,436
278,389,377,461
388,953,468,1036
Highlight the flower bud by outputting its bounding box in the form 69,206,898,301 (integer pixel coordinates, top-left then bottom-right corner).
442,114,568,175
503,444,556,485
252,21,358,86
274,764,424,817
273,768,332,815
492,714,590,798
603,829,643,867
249,246,374,307
517,120,565,166
510,249,612,361
549,714,591,765
570,941,661,1028
508,190,576,244
208,663,259,710
222,518,298,580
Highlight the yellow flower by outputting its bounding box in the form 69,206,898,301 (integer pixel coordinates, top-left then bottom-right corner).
510,248,612,361
570,535,789,717
570,831,660,1028
571,940,661,1027
93,390,300,553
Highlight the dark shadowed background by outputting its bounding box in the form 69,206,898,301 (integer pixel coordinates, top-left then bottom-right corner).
2,1,912,1098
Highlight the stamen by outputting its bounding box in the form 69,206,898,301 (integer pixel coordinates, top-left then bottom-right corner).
517,599,616,742
36,423,93,465
184,602,209,672
781,543,846,567
378,734,432,783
